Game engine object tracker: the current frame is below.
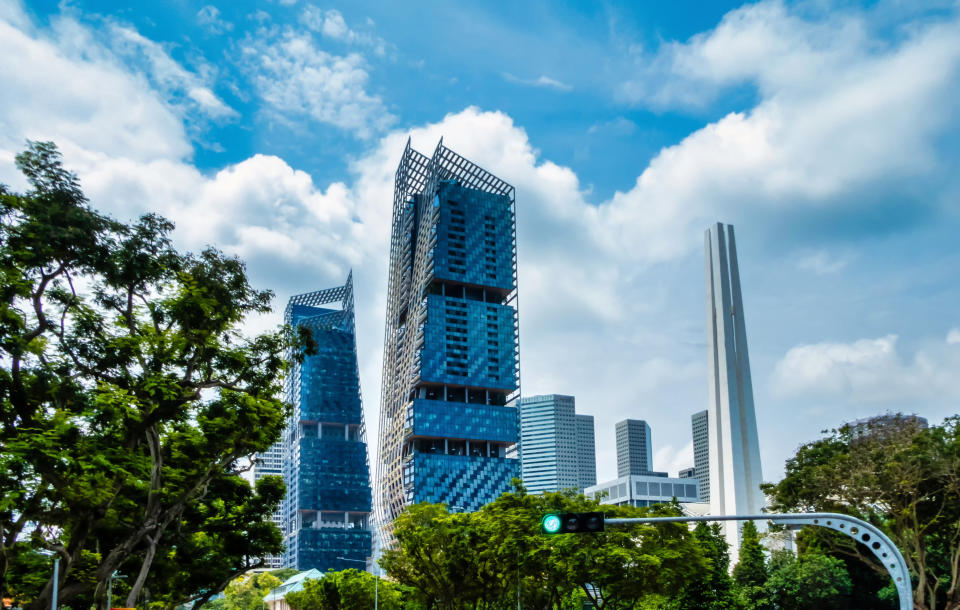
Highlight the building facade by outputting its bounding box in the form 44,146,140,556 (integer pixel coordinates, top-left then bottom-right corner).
705,222,764,556
585,473,700,507
253,441,286,568
575,414,597,491
691,409,710,503
616,419,653,477
281,276,373,572
377,140,520,535
518,395,596,494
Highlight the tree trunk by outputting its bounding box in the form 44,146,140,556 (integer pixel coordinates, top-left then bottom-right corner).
125,532,159,607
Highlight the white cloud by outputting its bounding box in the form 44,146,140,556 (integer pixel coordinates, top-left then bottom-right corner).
241,28,394,138
654,442,695,478
299,6,387,56
502,72,573,91
5,0,960,487
771,333,960,406
0,8,192,176
795,248,852,274
107,22,236,120
197,5,233,34
587,117,636,136
596,2,960,263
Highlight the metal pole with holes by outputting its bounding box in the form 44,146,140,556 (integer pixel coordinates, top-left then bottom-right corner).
604,512,912,610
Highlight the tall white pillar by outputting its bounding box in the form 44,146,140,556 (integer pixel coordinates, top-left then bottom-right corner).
705,222,764,560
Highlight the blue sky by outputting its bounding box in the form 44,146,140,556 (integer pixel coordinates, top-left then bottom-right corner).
3,0,960,485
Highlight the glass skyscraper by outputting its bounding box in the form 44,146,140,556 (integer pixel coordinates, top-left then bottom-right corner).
616,419,654,477
279,274,372,571
377,139,520,533
518,395,596,494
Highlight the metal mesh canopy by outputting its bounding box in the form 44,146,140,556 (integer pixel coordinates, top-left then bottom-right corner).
284,270,354,323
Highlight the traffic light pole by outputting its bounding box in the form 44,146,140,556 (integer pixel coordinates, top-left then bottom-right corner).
604,512,911,610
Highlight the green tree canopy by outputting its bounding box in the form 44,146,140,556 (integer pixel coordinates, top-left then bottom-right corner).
760,550,852,610
0,142,298,610
733,521,767,589
284,570,404,610
762,414,960,610
380,487,707,609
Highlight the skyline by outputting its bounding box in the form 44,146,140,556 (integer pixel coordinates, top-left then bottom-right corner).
3,0,960,486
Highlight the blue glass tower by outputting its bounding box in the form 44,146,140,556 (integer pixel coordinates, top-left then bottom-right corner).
281,274,372,571
377,140,520,533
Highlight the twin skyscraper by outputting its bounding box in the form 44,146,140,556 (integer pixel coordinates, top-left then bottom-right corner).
257,142,764,571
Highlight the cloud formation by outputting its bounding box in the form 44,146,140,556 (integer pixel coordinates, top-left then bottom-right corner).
3,0,960,483
241,26,395,138
502,73,573,91
771,333,960,406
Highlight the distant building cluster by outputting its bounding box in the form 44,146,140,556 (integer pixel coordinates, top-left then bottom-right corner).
252,142,780,573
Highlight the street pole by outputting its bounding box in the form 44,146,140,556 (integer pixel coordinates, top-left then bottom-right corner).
38,550,59,610
50,558,59,610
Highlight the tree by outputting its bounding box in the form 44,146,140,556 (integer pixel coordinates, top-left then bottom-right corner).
667,522,735,610
379,488,707,609
284,571,404,610
731,520,768,608
0,142,296,609
733,521,767,588
763,414,960,610
760,550,852,609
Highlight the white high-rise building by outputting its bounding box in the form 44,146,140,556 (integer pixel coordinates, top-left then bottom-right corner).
705,222,764,558
519,395,596,493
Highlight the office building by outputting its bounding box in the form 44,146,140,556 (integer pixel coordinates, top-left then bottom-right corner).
518,395,596,494
281,276,372,571
253,441,286,568
575,414,597,490
376,140,520,535
678,467,696,479
586,473,700,507
705,222,764,557
848,413,928,441
616,419,653,477
691,409,710,502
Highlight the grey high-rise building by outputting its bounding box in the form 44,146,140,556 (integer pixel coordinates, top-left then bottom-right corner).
253,442,286,568
691,409,710,502
616,419,653,477
519,395,596,493
705,222,764,557
575,414,597,491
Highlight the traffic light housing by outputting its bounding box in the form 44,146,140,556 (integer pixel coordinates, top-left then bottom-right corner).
541,512,605,534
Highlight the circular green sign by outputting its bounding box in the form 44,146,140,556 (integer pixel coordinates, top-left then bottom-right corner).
542,514,562,534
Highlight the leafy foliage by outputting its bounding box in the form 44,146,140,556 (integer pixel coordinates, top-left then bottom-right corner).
380,487,706,609
1,142,297,610
284,570,405,610
763,414,960,610
759,550,852,609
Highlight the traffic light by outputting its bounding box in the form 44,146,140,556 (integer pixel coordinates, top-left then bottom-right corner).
540,512,605,534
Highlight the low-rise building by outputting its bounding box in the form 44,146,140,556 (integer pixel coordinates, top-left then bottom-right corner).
585,473,699,507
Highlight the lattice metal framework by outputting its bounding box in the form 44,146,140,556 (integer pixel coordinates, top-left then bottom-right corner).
376,139,520,542
279,273,372,572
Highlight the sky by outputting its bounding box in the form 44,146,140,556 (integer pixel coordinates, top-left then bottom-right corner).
3,0,960,486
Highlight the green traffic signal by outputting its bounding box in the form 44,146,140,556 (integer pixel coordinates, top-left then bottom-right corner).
541,512,605,534
541,514,562,534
